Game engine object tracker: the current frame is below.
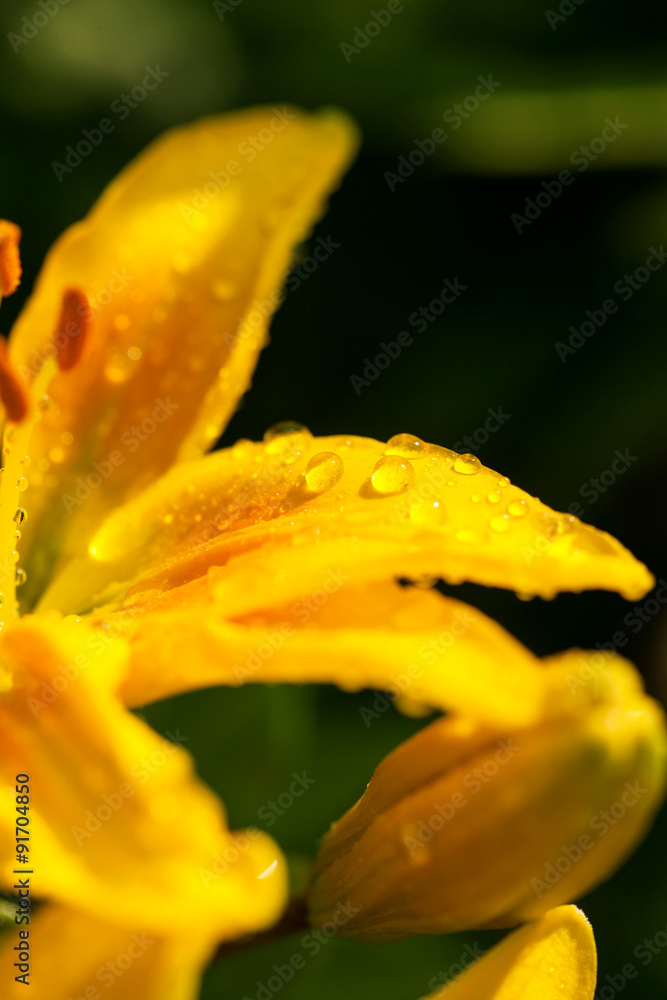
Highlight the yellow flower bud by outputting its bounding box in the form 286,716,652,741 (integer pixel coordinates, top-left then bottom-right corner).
307,652,667,942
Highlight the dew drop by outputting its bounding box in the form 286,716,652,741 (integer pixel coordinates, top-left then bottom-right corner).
487,491,501,504
370,456,416,495
37,395,50,412
303,452,344,493
471,493,481,503
546,515,576,539
490,514,511,533
263,421,310,442
508,499,528,517
453,454,481,475
13,508,26,524
385,433,427,458
17,477,28,493
15,568,26,587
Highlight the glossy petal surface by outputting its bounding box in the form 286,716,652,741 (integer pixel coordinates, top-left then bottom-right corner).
8,108,358,604
428,906,596,999
0,616,286,937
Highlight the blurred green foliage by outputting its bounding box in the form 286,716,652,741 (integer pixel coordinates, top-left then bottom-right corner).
1,0,666,996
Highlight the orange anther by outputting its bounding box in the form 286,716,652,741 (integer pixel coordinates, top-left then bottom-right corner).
55,287,91,371
0,338,29,423
0,220,22,298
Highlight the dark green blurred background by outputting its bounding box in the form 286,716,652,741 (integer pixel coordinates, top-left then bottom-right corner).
2,0,666,996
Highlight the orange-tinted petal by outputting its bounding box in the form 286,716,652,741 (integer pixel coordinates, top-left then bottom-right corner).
426,906,596,999
9,108,358,605
38,432,652,620
0,615,287,938
0,219,22,297
112,580,548,726
0,905,212,1000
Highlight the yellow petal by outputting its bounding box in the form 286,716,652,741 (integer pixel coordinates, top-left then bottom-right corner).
110,580,548,726
426,906,596,1000
38,432,653,619
0,615,287,938
9,108,358,603
0,904,212,1000
306,654,666,940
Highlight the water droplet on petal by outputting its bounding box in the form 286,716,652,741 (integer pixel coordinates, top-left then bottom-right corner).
385,433,427,458
13,508,26,524
508,499,528,517
370,456,416,495
487,491,501,504
17,477,28,492
304,452,344,493
264,421,309,442
546,515,576,539
15,567,26,586
453,454,481,475
471,493,481,503
490,514,511,533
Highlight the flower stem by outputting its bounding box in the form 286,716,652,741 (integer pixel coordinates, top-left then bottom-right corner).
212,893,309,963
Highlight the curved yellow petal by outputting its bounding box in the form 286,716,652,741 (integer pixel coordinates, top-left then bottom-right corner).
0,904,212,1000
39,432,652,618
9,108,358,605
0,616,287,938
427,906,596,999
106,580,548,726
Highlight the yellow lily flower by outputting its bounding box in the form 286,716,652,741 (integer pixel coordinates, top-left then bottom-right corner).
307,652,666,941
0,106,661,995
422,905,597,999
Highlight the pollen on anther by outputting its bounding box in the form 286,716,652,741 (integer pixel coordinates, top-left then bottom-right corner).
0,339,29,423
55,287,92,372
0,220,22,297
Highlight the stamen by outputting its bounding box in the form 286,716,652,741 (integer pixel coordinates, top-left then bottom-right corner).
0,220,22,298
0,339,29,423
55,287,91,371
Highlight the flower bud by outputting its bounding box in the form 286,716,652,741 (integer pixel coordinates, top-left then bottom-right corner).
307,652,666,941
